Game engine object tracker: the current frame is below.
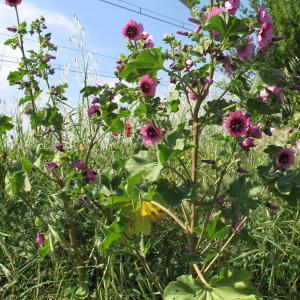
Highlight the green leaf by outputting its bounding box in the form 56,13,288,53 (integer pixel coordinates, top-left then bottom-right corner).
20,156,32,173
250,69,285,93
205,13,248,39
125,150,163,182
99,221,124,254
276,170,300,195
229,177,258,215
120,48,165,82
0,115,14,134
164,268,262,300
179,0,200,9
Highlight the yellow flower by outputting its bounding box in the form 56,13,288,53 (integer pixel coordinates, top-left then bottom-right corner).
127,201,163,235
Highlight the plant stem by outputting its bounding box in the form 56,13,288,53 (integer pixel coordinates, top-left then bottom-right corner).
203,217,248,273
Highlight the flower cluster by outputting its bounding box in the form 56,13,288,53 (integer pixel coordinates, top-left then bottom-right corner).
73,160,97,183
259,85,284,103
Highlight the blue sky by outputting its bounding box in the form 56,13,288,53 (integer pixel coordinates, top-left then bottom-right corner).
1,0,207,112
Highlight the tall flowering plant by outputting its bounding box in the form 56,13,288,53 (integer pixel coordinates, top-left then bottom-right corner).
2,0,300,298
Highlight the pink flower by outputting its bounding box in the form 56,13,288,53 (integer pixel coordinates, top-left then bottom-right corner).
87,104,100,118
194,25,202,33
266,202,279,210
42,55,56,63
207,7,224,21
188,91,198,101
121,19,144,41
225,111,250,138
188,17,198,24
140,124,162,146
268,85,284,100
247,124,262,139
259,88,269,103
36,232,45,247
258,7,272,25
84,168,97,183
54,143,65,152
142,32,154,48
225,0,240,16
276,148,295,169
45,162,58,172
73,160,86,171
139,75,157,97
241,138,255,149
176,31,189,36
258,22,273,51
207,7,224,36
237,167,249,173
5,0,22,7
296,139,300,150
259,86,284,102
7,26,17,32
223,55,233,75
237,37,255,61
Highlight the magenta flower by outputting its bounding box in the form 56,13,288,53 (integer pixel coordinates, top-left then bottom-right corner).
142,32,154,48
225,0,240,16
176,31,189,36
54,143,65,152
207,7,224,36
207,7,224,21
225,111,250,138
258,7,272,25
223,54,233,75
188,17,198,24
121,19,144,41
194,25,202,33
266,202,279,210
139,75,157,97
36,233,45,247
84,168,97,183
258,22,273,51
42,55,56,63
87,104,100,118
272,36,285,42
73,160,86,171
7,26,17,32
201,78,214,85
259,88,269,103
276,148,295,169
5,0,22,6
237,167,249,174
247,124,262,139
241,138,255,149
268,85,284,99
237,37,255,61
188,91,198,101
296,139,300,150
45,162,58,172
140,124,162,147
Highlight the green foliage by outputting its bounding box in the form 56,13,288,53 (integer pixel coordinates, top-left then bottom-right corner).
120,48,165,82
0,115,14,133
164,268,262,299
179,0,200,9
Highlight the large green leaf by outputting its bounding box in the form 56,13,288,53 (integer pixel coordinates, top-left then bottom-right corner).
120,48,164,82
0,115,14,134
179,0,200,9
205,13,248,39
229,177,258,215
276,170,300,195
125,150,163,182
99,221,124,254
164,268,262,300
250,69,285,93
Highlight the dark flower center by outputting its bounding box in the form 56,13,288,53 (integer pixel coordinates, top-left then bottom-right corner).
141,82,150,93
231,119,243,132
127,26,137,37
147,127,157,138
279,154,289,164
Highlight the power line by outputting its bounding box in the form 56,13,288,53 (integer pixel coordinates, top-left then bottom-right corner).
98,0,193,30
0,32,119,60
116,0,192,27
